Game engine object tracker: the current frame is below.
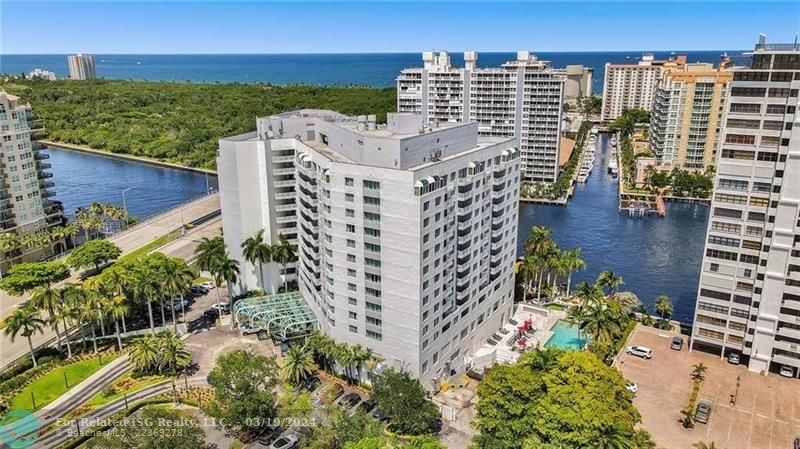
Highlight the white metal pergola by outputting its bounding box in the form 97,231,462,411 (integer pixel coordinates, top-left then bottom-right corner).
232,291,318,339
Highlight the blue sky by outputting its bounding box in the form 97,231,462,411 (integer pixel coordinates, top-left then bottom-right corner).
2,1,798,54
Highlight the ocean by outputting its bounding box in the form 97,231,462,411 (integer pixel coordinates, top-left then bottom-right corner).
0,51,749,92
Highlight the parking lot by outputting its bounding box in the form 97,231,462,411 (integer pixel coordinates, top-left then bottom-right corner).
617,325,800,449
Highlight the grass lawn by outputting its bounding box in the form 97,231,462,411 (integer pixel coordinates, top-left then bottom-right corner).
85,372,167,408
118,230,180,263
10,354,121,411
545,303,566,311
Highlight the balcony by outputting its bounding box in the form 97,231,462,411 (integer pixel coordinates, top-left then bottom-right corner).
37,162,52,170
34,152,50,161
41,190,57,198
40,180,55,189
40,172,53,179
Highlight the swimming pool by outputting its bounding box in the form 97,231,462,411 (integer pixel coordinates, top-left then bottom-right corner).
544,320,589,350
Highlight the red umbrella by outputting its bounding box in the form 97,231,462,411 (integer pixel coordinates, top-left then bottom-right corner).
517,340,526,348
517,325,527,333
524,319,533,329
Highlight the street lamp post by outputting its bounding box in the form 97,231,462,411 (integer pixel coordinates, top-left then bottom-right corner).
121,187,135,231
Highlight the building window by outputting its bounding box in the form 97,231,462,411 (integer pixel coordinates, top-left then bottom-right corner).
346,208,355,218
345,177,354,187
349,311,357,320
345,193,354,202
363,180,380,190
349,325,358,333
366,330,382,341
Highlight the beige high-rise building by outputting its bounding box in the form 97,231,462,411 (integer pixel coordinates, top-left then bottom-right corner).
67,53,96,80
0,92,63,273
649,60,733,169
601,54,683,121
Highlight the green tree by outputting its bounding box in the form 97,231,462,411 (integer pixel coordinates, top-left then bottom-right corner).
472,349,643,449
654,295,673,321
86,407,205,449
210,252,239,306
372,368,441,436
67,239,122,273
206,349,279,433
560,247,586,296
194,235,225,273
0,261,70,296
4,306,46,367
241,228,273,293
596,270,625,295
129,334,160,374
158,331,193,375
281,344,315,385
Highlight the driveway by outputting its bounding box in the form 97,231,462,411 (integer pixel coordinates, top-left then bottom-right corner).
617,325,800,449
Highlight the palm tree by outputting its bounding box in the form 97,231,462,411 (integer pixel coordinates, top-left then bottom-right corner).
517,256,538,301
693,442,718,449
691,363,708,382
4,306,46,367
162,257,195,330
333,343,356,384
79,286,103,354
77,210,104,242
129,258,159,335
30,286,65,355
596,270,625,296
561,248,586,296
53,289,74,358
157,331,192,375
524,225,552,257
241,229,272,293
655,295,673,321
282,345,315,385
129,334,160,374
194,235,225,274
568,282,626,348
271,234,296,292
104,297,129,351
211,252,240,308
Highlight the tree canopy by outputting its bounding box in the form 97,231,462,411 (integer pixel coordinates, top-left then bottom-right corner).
66,239,122,272
86,407,205,449
472,349,647,449
0,79,397,169
371,368,441,436
0,261,70,296
205,349,279,432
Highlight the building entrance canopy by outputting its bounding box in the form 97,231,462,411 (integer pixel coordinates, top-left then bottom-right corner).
232,291,318,339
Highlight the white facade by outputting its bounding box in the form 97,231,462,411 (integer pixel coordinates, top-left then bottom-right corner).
67,54,96,80
28,69,57,81
690,39,800,379
397,51,564,183
601,54,663,121
219,110,521,386
0,92,62,272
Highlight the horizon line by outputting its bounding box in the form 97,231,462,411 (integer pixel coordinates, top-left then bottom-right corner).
2,49,748,56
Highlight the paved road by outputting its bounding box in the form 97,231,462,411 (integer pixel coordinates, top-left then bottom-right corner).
0,210,222,368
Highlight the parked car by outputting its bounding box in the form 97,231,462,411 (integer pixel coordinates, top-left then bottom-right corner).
269,434,298,449
240,323,262,335
370,406,388,422
191,285,209,294
359,399,376,414
625,382,638,394
257,426,283,446
200,281,216,290
203,308,220,319
727,352,741,365
338,392,362,409
300,375,321,392
670,336,684,351
695,402,712,424
210,302,229,312
162,298,189,311
625,346,653,359
780,365,795,378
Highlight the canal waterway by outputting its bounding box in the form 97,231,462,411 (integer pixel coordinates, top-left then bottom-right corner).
43,147,218,221
516,134,709,323
47,139,707,323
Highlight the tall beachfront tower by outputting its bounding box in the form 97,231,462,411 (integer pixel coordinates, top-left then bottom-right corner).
0,92,63,273
649,59,732,169
690,36,800,379
67,53,96,80
218,110,521,386
397,51,564,184
601,54,681,122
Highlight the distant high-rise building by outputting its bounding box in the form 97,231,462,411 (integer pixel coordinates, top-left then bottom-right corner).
649,59,732,169
689,37,800,379
397,51,565,183
218,110,521,385
67,54,96,80
558,64,593,102
0,92,64,273
601,54,684,121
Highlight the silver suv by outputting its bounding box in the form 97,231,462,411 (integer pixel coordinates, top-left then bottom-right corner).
625,346,653,359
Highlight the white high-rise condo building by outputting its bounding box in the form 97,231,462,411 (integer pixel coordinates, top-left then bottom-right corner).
0,92,63,273
690,36,800,379
218,110,521,385
397,51,564,183
67,54,96,80
601,54,683,122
